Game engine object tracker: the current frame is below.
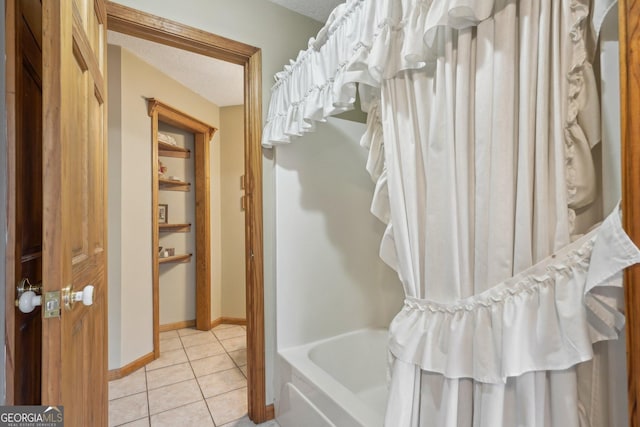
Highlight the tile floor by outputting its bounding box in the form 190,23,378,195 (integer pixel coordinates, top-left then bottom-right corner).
108,324,280,427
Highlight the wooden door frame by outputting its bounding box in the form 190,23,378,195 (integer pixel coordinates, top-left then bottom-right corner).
0,0,7,406
104,3,269,422
4,0,18,406
619,2,640,425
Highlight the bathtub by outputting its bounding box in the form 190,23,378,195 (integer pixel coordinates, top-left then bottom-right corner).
276,328,389,427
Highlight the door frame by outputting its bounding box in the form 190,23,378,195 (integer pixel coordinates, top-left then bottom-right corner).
104,3,269,422
2,0,268,421
4,0,17,406
0,0,7,407
619,1,640,425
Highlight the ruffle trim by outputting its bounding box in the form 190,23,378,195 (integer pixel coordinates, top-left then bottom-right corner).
388,207,640,384
262,0,497,147
360,99,400,273
565,0,597,222
361,99,390,222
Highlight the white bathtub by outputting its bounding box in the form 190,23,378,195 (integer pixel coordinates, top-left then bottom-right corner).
276,328,389,427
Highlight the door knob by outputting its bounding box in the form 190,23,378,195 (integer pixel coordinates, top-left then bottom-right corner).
63,284,95,311
77,285,94,306
16,291,42,313
15,278,43,314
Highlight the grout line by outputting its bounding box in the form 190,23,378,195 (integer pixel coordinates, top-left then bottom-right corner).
144,367,151,423
147,398,210,422
109,390,147,404
145,348,189,372
114,414,150,427
228,350,247,376
201,383,248,400
147,375,195,393
196,365,246,380
186,347,214,423
203,326,248,425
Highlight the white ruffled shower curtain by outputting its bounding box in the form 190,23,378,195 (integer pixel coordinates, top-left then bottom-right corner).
263,0,640,425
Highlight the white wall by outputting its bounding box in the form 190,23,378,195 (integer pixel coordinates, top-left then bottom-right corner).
220,106,246,319
599,7,628,426
275,118,404,349
601,8,622,215
111,0,324,400
108,45,223,369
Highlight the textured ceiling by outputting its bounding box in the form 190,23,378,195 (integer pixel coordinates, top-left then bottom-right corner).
266,0,343,22
106,1,343,107
107,31,244,107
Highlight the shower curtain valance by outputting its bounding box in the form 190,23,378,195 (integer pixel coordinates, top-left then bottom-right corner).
262,0,499,146
262,0,612,147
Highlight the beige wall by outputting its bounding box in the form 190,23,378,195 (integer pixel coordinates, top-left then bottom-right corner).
220,106,246,319
108,45,223,369
107,45,124,367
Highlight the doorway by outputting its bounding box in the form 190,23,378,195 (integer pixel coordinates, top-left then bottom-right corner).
4,1,269,423
106,3,268,422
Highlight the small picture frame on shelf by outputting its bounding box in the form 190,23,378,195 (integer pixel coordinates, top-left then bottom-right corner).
159,248,175,258
159,204,168,224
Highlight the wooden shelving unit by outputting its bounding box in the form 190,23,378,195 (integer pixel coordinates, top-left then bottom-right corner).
158,178,191,192
158,140,191,158
149,98,217,348
156,118,193,264
158,253,192,264
159,223,191,233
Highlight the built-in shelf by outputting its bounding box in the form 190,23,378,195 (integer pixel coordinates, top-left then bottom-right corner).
150,98,217,335
159,223,191,233
158,140,191,158
158,253,192,264
159,178,191,192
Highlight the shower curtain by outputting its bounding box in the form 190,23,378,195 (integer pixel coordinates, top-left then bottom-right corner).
263,0,640,425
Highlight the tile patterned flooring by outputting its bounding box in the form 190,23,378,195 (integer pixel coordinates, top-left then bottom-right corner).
108,324,279,427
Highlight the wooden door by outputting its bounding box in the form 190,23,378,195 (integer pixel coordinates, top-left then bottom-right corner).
13,0,44,405
41,0,108,425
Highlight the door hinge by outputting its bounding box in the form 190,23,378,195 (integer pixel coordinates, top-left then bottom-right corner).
243,175,253,195
43,291,61,318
